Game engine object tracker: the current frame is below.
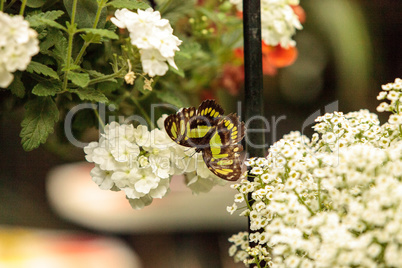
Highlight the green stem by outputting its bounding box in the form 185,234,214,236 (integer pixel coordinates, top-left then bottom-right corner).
92,0,106,28
318,177,322,211
130,96,155,129
87,70,124,85
92,103,105,131
253,257,262,268
4,0,17,11
0,0,4,11
62,33,75,90
399,125,402,138
74,0,107,65
74,42,91,65
293,189,315,216
158,0,172,13
395,100,400,114
244,194,253,211
62,0,79,92
70,0,78,28
19,0,27,15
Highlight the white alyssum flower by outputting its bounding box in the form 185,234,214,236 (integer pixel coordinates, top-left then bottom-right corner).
228,79,402,267
0,12,39,88
111,8,182,77
377,78,402,117
229,0,302,47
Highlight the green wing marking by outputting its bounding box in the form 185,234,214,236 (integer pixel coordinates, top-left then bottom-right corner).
188,125,212,138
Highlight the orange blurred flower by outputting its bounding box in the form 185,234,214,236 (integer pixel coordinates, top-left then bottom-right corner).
234,42,297,76
262,42,298,74
291,5,306,24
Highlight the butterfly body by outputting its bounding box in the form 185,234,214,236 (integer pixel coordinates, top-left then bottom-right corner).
164,100,245,181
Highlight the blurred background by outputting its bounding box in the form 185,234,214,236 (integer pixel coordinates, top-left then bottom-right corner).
0,0,400,267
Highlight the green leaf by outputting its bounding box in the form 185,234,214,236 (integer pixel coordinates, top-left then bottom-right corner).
27,61,59,80
86,69,109,78
80,28,118,40
37,29,48,40
62,64,80,72
173,41,204,71
96,80,119,94
39,28,62,52
71,88,108,103
26,10,65,27
169,65,185,78
178,42,201,59
81,33,102,44
107,0,150,10
160,0,195,24
155,88,185,107
221,27,243,48
27,11,66,32
64,0,107,29
67,72,90,88
41,10,65,21
37,18,67,31
20,97,59,151
52,33,68,65
8,72,25,98
32,82,61,96
26,0,47,8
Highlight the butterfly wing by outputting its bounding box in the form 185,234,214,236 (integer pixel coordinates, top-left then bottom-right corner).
202,113,246,181
165,100,225,148
184,99,226,147
164,107,197,147
218,113,246,144
165,100,246,181
196,99,225,120
202,143,245,181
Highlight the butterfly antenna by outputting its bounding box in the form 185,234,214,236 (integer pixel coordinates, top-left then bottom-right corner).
183,148,197,159
189,150,197,158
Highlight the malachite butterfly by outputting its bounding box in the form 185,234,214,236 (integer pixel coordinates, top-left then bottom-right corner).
164,99,246,181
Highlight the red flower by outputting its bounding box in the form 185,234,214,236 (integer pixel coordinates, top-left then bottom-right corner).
220,64,245,96
200,89,216,101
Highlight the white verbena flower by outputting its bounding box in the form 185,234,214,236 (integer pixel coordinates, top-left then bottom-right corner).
229,0,302,47
111,8,182,77
85,114,227,209
85,120,174,209
0,12,39,88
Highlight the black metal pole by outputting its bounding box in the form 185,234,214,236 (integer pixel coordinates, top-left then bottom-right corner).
243,0,265,157
149,0,156,9
243,0,265,267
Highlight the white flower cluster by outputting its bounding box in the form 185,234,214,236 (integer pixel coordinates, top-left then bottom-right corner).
84,116,223,209
377,78,402,125
229,0,303,47
228,79,402,267
0,12,39,88
111,8,182,77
